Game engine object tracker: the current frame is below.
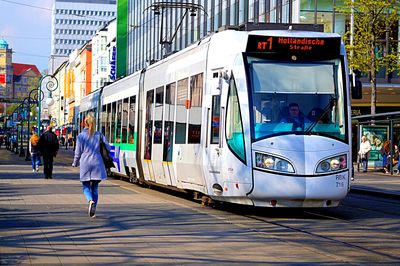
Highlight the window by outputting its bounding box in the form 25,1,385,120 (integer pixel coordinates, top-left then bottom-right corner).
163,83,175,161
211,95,221,144
116,100,122,143
226,77,246,163
128,96,136,144
122,98,129,143
144,90,154,159
175,78,188,144
110,102,116,143
154,87,164,144
101,104,107,136
188,73,203,143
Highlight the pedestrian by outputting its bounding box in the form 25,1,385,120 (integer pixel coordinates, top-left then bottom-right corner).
72,113,110,218
358,136,372,172
29,133,41,172
38,126,59,179
0,135,3,148
381,140,391,173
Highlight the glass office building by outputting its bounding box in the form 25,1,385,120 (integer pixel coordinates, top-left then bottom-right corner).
118,0,307,76
50,0,116,72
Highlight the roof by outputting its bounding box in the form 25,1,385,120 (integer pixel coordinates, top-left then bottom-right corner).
0,39,8,49
12,63,41,76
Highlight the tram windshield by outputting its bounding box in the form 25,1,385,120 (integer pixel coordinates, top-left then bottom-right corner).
246,56,347,142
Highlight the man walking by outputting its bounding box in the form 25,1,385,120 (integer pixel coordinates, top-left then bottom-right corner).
38,126,59,179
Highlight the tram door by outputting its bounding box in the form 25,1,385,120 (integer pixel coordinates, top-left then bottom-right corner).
143,90,155,182
152,86,170,185
206,95,223,193
162,83,177,186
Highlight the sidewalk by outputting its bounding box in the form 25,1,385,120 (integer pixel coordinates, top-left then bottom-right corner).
352,167,400,199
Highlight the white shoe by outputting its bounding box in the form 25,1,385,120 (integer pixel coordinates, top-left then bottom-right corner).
32,169,35,173
88,201,96,218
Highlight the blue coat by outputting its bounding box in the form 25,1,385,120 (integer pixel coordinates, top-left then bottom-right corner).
73,129,110,182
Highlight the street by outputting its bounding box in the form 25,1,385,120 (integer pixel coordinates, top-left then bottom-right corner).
0,147,400,265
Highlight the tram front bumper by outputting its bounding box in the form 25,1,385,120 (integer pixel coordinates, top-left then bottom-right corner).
248,169,350,207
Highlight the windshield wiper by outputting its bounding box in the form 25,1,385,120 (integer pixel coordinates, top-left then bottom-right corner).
304,97,336,134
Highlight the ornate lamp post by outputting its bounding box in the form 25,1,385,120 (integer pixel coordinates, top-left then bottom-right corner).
24,89,45,161
37,75,58,135
17,103,29,157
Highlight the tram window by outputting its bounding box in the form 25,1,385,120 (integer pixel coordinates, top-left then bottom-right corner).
163,83,175,162
101,105,106,136
175,78,188,144
105,103,111,141
211,95,221,144
122,98,129,143
128,96,136,144
188,73,203,144
226,77,246,163
154,86,164,144
110,102,116,143
116,100,122,143
144,90,154,160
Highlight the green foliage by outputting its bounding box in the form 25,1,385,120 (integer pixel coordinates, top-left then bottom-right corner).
338,0,399,114
339,0,399,74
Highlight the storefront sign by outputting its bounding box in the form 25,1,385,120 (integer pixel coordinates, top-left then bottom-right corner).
109,46,116,81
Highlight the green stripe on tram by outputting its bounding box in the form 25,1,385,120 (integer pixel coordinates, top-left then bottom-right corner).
111,132,137,151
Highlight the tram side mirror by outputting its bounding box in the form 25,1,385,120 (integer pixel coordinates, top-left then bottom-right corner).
350,72,362,99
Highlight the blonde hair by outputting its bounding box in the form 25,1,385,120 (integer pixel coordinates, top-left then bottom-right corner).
30,133,39,146
84,113,96,137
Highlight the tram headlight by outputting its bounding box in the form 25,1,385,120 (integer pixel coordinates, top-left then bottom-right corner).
316,154,347,173
255,152,295,173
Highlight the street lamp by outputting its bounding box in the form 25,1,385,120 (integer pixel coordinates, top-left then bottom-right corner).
24,89,45,161
18,101,30,157
37,75,58,135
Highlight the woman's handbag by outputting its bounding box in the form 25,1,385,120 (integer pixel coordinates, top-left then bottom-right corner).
99,134,115,169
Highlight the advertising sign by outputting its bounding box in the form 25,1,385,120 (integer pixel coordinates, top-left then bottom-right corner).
109,46,116,81
360,125,388,163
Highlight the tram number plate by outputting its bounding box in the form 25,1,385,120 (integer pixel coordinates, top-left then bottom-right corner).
336,174,346,188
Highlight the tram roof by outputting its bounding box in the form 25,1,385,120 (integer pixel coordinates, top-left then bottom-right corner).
352,111,400,122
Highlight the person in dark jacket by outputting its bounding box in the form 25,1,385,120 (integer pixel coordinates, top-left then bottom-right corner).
38,126,59,179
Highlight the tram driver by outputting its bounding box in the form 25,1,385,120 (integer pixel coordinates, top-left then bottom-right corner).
280,102,310,130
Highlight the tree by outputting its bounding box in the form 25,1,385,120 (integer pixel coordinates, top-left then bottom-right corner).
339,0,399,114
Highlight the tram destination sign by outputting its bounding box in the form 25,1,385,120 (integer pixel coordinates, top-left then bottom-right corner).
246,35,341,60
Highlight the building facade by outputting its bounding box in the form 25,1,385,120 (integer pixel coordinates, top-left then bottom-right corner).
0,39,13,100
50,0,116,73
118,0,312,76
12,63,41,100
92,18,116,91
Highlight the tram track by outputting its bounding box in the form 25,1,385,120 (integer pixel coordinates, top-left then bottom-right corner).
202,197,400,263
108,175,400,263
215,208,400,263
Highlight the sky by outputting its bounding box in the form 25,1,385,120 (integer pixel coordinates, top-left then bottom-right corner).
0,0,53,73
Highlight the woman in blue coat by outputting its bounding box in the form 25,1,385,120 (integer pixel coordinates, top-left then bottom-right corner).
72,113,110,218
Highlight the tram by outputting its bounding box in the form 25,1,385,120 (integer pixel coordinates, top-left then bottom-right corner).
78,26,361,207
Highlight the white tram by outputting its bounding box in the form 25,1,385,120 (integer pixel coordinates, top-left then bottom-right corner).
79,26,361,207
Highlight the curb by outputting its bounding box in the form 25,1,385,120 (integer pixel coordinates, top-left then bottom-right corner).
350,186,400,200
